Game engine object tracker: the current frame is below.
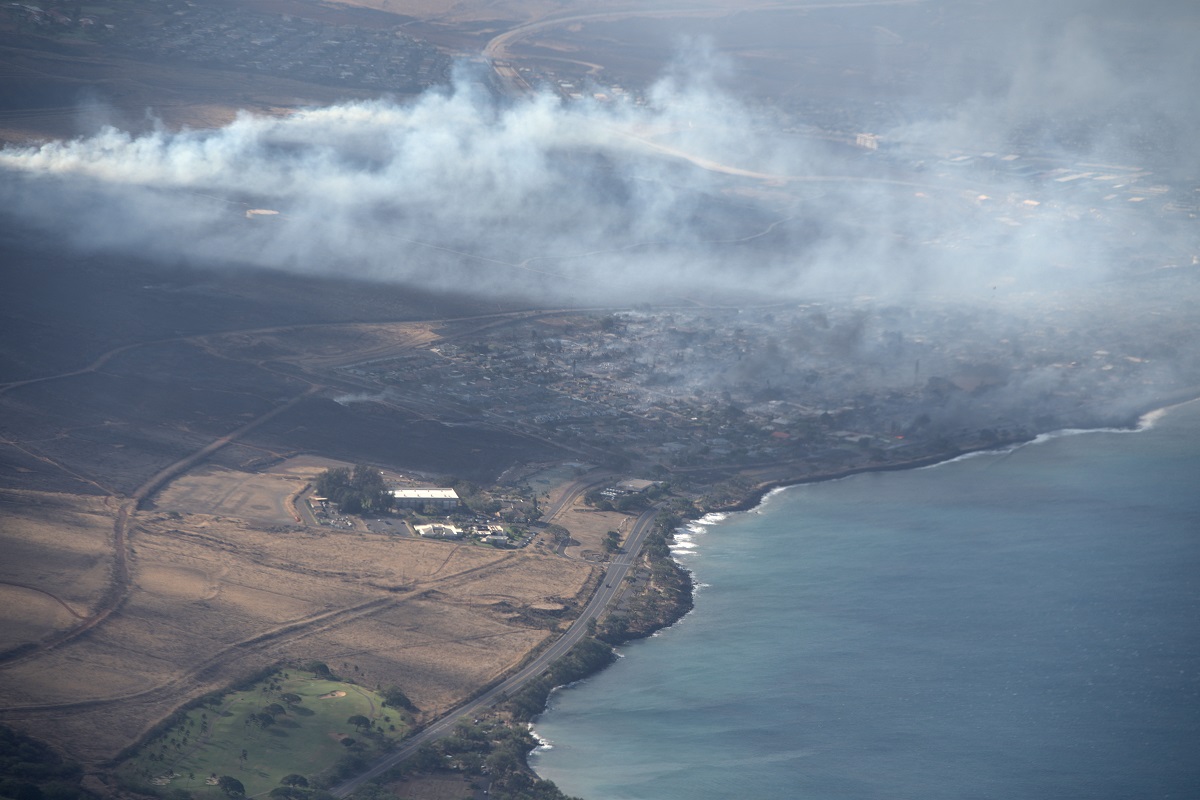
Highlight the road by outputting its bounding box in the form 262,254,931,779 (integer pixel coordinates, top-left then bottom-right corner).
330,504,664,798
483,0,928,62
541,473,613,525
0,384,322,667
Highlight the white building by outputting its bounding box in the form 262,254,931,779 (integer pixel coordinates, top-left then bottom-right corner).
391,488,460,511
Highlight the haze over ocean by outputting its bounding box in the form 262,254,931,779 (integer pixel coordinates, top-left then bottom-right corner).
531,401,1200,800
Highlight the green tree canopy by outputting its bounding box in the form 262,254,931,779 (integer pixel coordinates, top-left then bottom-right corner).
217,776,245,797
315,465,393,515
381,685,416,711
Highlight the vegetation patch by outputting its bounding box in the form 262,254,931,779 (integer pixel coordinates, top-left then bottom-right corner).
501,639,617,724
116,668,410,798
372,715,583,800
0,724,96,800
595,510,695,645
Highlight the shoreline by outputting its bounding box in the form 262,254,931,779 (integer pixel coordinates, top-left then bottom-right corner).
708,440,1034,516
527,392,1200,800
711,390,1200,517
524,392,1200,791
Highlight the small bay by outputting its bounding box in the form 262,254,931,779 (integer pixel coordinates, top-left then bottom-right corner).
531,401,1200,800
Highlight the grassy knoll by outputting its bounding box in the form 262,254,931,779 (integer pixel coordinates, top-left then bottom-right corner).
117,670,408,797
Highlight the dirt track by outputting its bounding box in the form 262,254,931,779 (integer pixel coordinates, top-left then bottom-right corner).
0,312,601,766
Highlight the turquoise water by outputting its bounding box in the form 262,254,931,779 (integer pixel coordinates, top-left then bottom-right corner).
530,402,1200,799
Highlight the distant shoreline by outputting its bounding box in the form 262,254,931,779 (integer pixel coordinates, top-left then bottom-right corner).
710,389,1200,517
524,392,1200,796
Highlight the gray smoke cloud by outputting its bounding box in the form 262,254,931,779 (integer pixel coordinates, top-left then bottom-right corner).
0,4,1195,312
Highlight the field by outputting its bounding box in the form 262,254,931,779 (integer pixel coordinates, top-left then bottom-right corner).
0,479,596,765
0,490,116,654
0,258,618,774
117,671,403,797
154,466,304,526
0,266,595,772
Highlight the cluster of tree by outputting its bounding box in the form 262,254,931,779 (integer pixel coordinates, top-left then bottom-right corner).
246,701,288,730
0,725,95,800
434,477,500,518
315,465,392,515
544,525,571,548
380,686,415,712
395,722,583,800
267,773,335,800
583,483,668,513
217,775,245,797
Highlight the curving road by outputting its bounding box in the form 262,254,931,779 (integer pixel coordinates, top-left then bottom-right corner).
483,0,928,64
330,504,663,798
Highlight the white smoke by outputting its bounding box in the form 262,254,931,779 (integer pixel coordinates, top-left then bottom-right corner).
0,19,1194,307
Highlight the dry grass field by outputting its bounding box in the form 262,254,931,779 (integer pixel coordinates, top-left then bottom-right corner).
0,490,116,653
154,466,303,525
0,235,598,787
550,499,632,562
194,322,442,372
0,458,597,767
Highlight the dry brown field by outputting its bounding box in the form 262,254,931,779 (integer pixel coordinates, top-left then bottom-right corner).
0,459,597,767
154,466,302,525
549,498,632,562
195,322,442,371
0,490,116,653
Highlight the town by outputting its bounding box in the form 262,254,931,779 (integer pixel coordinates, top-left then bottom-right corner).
333,292,1196,510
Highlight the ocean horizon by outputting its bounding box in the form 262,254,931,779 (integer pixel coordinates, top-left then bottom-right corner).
531,400,1200,799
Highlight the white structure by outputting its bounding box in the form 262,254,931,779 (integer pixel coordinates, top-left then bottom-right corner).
391,488,460,511
414,523,463,539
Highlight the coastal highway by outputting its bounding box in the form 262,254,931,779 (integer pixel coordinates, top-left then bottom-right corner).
331,504,664,797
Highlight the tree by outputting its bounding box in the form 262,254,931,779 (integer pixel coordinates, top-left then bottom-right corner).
315,465,392,515
381,685,415,711
406,742,441,774
604,530,622,553
280,693,302,707
279,774,308,789
217,776,246,797
303,661,332,678
346,715,370,732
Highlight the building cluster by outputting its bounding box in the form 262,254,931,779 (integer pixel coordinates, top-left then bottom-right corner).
339,285,1196,480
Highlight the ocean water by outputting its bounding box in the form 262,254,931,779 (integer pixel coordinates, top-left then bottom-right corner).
530,401,1200,800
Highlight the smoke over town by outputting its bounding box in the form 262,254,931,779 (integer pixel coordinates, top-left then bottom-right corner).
1,1,1195,311
0,4,1198,791
0,1,1196,432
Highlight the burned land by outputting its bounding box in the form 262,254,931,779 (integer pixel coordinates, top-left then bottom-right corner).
0,0,1198,796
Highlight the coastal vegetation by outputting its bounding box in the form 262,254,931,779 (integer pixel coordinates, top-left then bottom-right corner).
501,639,618,724
371,719,583,800
596,511,695,645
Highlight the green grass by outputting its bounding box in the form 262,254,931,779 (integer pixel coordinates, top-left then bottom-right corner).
118,671,407,797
